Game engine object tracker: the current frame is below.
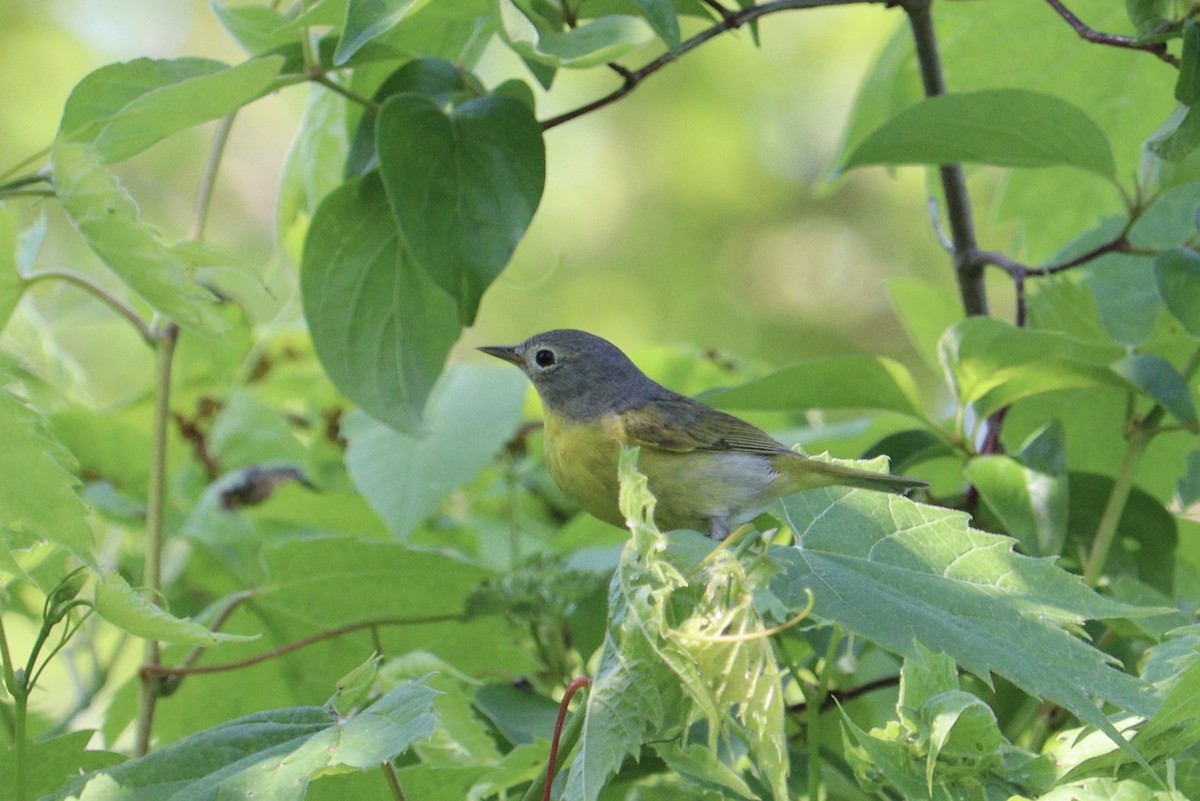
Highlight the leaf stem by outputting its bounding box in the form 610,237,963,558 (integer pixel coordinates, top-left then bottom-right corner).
806,625,841,801
309,73,380,111
0,146,50,183
382,761,407,801
0,612,27,801
134,321,179,756
521,675,592,801
24,269,154,344
1084,346,1200,585
189,114,236,241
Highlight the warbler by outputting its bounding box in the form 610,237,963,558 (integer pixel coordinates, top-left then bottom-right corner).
480,329,927,539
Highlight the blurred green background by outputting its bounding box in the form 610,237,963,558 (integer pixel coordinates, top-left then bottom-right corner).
2,0,998,407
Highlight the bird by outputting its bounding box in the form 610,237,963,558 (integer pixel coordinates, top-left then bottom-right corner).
480,329,927,539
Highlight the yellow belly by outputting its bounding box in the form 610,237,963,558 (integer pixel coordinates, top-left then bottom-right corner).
543,413,785,532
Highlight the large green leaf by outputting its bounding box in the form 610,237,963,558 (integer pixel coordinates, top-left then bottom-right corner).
94,572,257,646
843,89,1116,179
704,355,924,418
889,278,964,372
344,365,527,540
52,141,227,334
376,91,545,323
300,173,459,433
0,730,122,801
49,680,437,801
767,487,1161,752
210,2,300,55
58,56,283,164
0,385,96,567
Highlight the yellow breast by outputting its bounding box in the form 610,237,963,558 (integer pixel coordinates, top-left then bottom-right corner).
542,412,626,527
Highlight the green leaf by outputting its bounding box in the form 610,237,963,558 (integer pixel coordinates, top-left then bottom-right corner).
1179,451,1200,506
0,203,26,332
335,0,436,66
499,0,655,68
376,91,545,323
0,730,122,801
94,571,258,646
1127,0,1168,34
277,83,350,238
625,0,681,52
52,141,227,334
300,173,460,433
1111,353,1199,428
1155,247,1200,336
473,684,562,747
0,385,96,566
1148,103,1200,164
1179,20,1200,104
343,58,468,181
768,488,1161,755
59,56,283,164
211,1,300,55
889,278,964,373
967,423,1069,556
344,365,527,539
843,89,1116,179
704,355,923,418
50,680,437,801
862,429,956,473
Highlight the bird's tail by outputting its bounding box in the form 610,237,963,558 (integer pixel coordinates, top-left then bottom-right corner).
782,453,928,495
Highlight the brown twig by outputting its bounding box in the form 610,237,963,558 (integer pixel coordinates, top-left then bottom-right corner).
540,0,886,130
141,613,467,679
1044,0,1180,68
789,674,900,714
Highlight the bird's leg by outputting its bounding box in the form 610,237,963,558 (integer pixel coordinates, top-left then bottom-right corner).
708,516,731,541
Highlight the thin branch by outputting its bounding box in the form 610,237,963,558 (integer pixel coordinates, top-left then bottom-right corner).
141,614,467,678
541,0,886,131
789,674,901,714
901,0,986,316
1044,0,1180,68
159,590,257,696
308,72,380,111
382,762,407,801
24,269,154,344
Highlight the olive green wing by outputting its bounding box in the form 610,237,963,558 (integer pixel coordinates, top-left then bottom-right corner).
621,395,789,455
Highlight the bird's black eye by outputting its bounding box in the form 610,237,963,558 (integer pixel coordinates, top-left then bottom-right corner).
534,348,556,368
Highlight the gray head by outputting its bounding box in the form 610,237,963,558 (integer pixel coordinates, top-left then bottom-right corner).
478,329,663,420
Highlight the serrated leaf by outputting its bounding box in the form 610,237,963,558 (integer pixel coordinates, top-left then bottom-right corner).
843,89,1116,179
1111,353,1199,428
705,355,924,418
59,56,283,164
768,488,1160,755
94,572,257,646
344,365,527,539
376,91,545,324
52,141,227,334
0,385,96,566
49,680,437,801
1155,247,1200,336
300,173,460,433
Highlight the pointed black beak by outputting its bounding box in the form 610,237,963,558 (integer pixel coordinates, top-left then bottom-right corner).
478,344,523,366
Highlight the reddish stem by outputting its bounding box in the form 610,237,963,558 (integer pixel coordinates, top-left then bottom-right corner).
544,676,593,801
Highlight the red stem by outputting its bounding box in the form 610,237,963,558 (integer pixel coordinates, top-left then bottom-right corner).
544,676,593,801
